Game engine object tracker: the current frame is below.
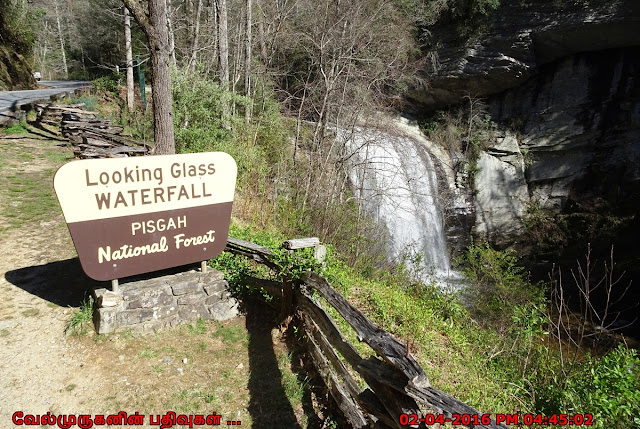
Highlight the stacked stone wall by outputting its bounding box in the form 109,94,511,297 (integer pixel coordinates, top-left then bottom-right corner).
93,270,238,334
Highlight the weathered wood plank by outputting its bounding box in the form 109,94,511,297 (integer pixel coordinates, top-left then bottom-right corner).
305,322,369,428
282,237,320,250
227,237,273,256
83,137,113,147
366,379,426,429
36,103,94,113
301,312,362,400
357,389,398,429
76,144,146,154
42,104,150,159
223,246,273,266
358,358,507,429
302,272,430,389
63,123,124,134
224,238,280,271
300,288,424,428
107,145,148,154
298,293,363,368
354,362,427,429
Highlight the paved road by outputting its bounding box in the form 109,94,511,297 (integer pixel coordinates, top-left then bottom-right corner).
0,80,91,122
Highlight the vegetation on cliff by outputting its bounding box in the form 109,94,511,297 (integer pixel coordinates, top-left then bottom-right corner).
0,0,38,89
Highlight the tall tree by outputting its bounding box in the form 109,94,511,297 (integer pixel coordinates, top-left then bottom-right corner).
216,0,230,127
244,0,252,122
122,0,176,154
124,6,135,111
187,0,203,72
53,0,69,78
216,0,229,88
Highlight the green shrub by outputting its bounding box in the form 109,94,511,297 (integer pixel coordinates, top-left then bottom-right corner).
171,70,287,194
537,345,640,429
69,95,98,112
92,75,121,94
461,242,545,322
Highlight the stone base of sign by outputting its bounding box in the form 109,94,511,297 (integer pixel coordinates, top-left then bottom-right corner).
93,269,239,334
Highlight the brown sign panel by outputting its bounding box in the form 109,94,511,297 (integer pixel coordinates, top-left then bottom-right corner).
54,152,237,281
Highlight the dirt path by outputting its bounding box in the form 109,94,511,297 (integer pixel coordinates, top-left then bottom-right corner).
0,133,114,422
0,129,325,428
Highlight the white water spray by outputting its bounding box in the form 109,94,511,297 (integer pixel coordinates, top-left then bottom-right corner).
340,120,457,284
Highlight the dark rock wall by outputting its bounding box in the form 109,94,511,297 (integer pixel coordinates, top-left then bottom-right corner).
490,47,640,212
412,0,640,109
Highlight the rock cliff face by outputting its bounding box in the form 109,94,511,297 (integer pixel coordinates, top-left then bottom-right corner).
411,0,640,249
413,0,640,109
0,45,36,91
491,47,640,211
409,0,640,325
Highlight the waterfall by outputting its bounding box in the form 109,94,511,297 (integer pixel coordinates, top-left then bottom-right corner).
340,119,456,283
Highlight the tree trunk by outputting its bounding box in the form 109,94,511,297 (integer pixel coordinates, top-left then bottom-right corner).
257,6,268,64
216,0,230,128
124,7,135,111
167,0,177,67
188,0,203,72
244,0,252,122
123,0,176,154
216,0,229,88
53,0,68,78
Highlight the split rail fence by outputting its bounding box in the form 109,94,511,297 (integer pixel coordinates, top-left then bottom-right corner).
224,237,508,429
36,103,150,158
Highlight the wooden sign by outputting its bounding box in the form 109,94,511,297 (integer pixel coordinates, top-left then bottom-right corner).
54,152,237,281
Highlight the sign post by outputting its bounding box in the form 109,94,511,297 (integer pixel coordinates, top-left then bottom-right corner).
54,152,237,282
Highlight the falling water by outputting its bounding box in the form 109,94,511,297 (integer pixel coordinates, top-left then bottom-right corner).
340,120,456,283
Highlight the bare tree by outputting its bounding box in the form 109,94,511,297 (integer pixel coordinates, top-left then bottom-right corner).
123,0,176,154
216,0,230,127
244,0,252,122
53,0,69,78
124,6,135,111
216,0,229,88
187,0,203,72
167,0,177,67
547,244,637,376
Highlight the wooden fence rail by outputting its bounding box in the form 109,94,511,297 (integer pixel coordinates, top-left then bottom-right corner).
35,103,151,158
224,237,508,429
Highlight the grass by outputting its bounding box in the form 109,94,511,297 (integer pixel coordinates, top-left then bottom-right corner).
65,296,94,337
43,150,70,164
0,130,68,235
211,321,246,344
140,347,159,358
2,170,61,229
2,121,29,135
186,318,208,335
